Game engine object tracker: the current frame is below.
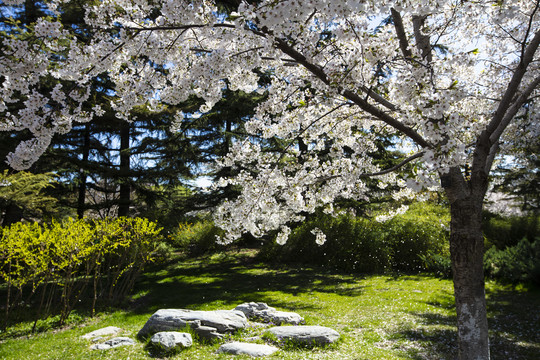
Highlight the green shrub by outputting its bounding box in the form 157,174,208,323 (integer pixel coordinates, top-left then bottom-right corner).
168,220,226,255
419,251,452,278
483,212,539,249
0,217,166,330
484,238,540,285
383,203,450,271
258,213,392,273
95,217,166,304
258,202,450,274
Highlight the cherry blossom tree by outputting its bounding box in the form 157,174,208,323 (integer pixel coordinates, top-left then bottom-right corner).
1,1,539,358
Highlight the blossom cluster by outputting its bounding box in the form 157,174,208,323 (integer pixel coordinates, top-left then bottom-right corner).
0,0,538,244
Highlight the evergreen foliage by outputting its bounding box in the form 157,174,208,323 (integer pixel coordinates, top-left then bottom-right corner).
482,212,540,250
0,170,58,225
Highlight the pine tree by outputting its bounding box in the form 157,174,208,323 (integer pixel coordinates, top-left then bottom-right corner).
0,170,57,225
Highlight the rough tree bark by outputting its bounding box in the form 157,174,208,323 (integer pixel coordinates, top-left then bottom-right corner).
2,203,23,227
443,162,490,360
449,197,489,359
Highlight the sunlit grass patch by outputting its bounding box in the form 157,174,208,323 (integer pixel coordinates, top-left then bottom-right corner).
0,250,538,359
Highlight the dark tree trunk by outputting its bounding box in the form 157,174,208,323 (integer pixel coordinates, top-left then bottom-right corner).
2,203,23,227
77,124,90,219
443,167,490,360
23,0,39,25
118,122,130,217
225,116,232,154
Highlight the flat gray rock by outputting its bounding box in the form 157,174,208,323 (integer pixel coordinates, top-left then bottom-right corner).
138,309,248,338
217,342,279,357
263,310,304,325
192,325,224,341
81,326,122,339
266,326,340,345
90,337,136,350
150,332,192,351
234,302,304,325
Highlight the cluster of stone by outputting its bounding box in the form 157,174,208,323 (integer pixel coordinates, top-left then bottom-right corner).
217,342,280,357
89,337,136,350
82,302,340,357
81,326,122,341
265,325,340,345
233,302,305,325
137,308,248,341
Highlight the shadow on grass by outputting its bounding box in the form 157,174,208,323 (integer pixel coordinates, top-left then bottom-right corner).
396,285,540,360
0,250,364,339
128,251,365,315
485,286,540,360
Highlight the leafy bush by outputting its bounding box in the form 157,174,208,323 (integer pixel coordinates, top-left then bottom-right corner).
484,238,540,285
258,202,450,274
483,212,539,250
0,217,166,330
419,251,453,278
383,203,450,271
168,220,227,255
259,213,393,273
0,170,58,225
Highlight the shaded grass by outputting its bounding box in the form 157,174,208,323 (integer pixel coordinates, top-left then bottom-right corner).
0,249,539,359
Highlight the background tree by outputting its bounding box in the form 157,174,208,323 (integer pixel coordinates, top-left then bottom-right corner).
1,1,254,220
494,139,540,214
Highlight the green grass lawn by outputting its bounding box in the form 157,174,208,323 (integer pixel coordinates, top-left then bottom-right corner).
0,249,539,359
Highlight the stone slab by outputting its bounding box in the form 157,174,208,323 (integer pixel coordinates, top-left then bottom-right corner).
81,326,122,340
266,325,340,345
234,302,304,325
150,331,192,350
90,337,136,350
217,342,279,357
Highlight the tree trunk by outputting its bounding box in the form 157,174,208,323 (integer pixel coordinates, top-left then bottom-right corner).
23,0,39,25
2,203,23,226
77,124,90,219
449,196,490,359
118,122,130,217
443,167,490,360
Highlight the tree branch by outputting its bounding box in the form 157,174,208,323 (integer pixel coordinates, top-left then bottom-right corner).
358,85,398,112
125,20,427,147
521,0,540,62
390,8,413,59
484,141,500,175
125,23,235,32
273,38,431,148
486,28,540,140
316,151,425,183
359,152,424,178
412,15,432,62
489,74,540,144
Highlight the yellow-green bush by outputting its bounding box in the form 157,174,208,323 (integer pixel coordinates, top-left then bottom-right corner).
0,217,165,330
